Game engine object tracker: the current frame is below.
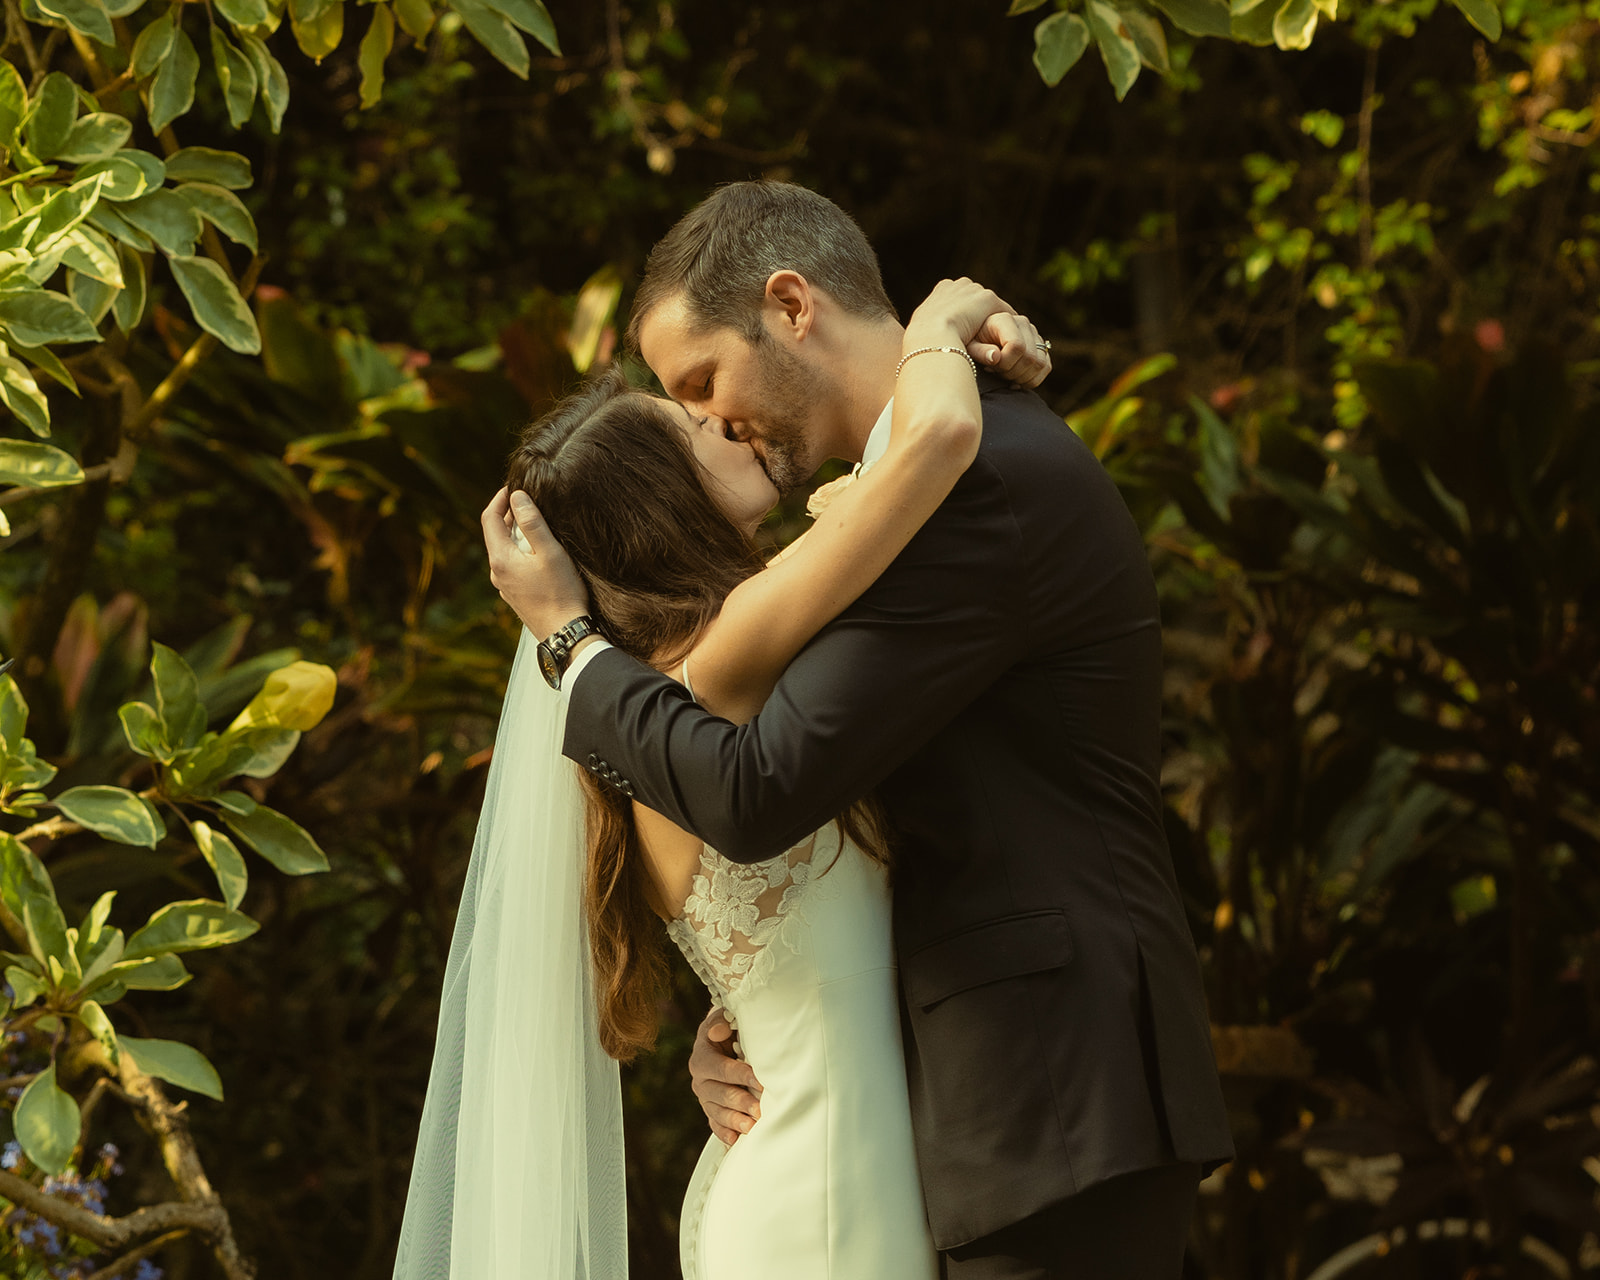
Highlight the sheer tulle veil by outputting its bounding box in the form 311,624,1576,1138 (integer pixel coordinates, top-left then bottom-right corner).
392,629,628,1278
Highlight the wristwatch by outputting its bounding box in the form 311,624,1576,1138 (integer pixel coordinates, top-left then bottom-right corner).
537,615,600,690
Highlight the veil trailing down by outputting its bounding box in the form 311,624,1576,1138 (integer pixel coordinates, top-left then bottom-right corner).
392,629,627,1280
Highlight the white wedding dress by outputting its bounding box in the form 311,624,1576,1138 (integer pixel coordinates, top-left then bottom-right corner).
666,822,939,1280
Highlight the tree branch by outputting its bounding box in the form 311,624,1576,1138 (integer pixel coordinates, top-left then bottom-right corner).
84,1231,189,1280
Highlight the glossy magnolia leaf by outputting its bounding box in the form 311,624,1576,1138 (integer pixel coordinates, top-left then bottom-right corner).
0,439,84,487
14,1066,80,1175
358,4,394,108
192,820,247,909
240,34,289,133
174,182,257,252
55,112,132,164
131,9,176,77
113,243,147,333
392,0,434,42
0,61,26,152
119,188,203,257
0,831,71,970
210,27,259,129
104,951,189,990
0,289,100,345
230,661,337,732
1148,0,1232,35
149,28,200,135
222,803,329,875
123,900,258,961
54,785,163,848
1033,12,1092,86
59,227,123,287
0,358,52,436
77,999,120,1065
169,255,261,353
36,0,115,46
484,0,558,53
1086,0,1141,99
11,342,78,396
22,73,77,161
1448,0,1501,37
164,146,252,190
290,0,344,61
119,1035,223,1100
151,641,206,750
5,963,47,1006
214,0,270,24
451,0,528,78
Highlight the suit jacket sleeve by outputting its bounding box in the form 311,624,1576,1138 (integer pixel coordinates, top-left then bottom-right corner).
562,449,1026,863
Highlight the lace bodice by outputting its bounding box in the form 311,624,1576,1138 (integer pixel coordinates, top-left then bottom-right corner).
666,825,843,1007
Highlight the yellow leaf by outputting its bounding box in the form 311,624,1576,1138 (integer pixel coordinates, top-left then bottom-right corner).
229,661,337,732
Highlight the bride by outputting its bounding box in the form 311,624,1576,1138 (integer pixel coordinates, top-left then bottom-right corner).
393,279,1039,1279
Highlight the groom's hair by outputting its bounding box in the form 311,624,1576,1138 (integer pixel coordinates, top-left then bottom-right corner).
627,181,896,348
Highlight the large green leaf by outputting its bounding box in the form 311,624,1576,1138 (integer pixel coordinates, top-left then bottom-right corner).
191,820,247,909
55,113,132,163
112,242,147,333
0,357,52,436
1033,12,1091,86
358,3,394,108
240,34,289,132
231,661,337,731
118,700,171,761
22,73,77,161
163,146,252,189
483,0,558,52
0,61,27,152
290,0,344,60
0,438,84,487
150,27,200,134
80,159,155,205
5,963,47,1006
1448,0,1501,38
392,0,433,42
77,999,120,1065
210,27,259,129
54,785,162,848
35,0,115,45
0,288,100,345
214,0,270,24
14,1066,80,1175
0,673,27,746
1116,1,1171,70
59,227,123,287
170,255,261,354
450,0,528,77
103,951,189,990
131,9,176,77
0,832,70,970
223,803,329,875
119,188,203,257
1271,0,1319,48
1086,0,1141,99
67,269,116,326
174,183,257,252
1148,0,1232,35
151,641,206,750
119,1035,223,1100
123,899,258,961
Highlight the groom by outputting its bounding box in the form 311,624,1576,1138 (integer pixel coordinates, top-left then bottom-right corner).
484,181,1233,1278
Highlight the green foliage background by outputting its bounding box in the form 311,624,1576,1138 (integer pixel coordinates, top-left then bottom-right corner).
1,0,1598,1275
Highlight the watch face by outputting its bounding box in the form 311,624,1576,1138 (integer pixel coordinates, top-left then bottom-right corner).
537,643,561,688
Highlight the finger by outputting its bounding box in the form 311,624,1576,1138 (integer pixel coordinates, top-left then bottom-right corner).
694,1077,762,1119
481,486,517,552
704,1105,744,1145
508,491,562,557
690,1042,763,1091
701,1096,760,1136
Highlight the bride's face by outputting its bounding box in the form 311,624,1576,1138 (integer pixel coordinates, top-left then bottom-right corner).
658,396,779,534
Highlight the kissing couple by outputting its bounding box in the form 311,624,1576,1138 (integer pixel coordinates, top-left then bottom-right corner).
393,181,1233,1280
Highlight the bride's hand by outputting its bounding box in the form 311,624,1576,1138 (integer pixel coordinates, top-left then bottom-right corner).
905,277,1051,390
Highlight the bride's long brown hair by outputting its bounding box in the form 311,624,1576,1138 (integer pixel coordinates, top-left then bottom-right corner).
506,367,883,1063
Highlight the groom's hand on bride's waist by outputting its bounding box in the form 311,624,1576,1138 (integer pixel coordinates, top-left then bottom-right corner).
482,486,594,640
691,1006,764,1146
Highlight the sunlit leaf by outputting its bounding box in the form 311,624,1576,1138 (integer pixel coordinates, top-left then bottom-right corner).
119,1035,223,1100
223,803,330,875
55,785,162,848
0,437,84,487
1032,11,1091,86
170,255,261,353
14,1066,80,1175
192,820,247,909
163,146,252,189
149,27,200,134
123,899,258,960
174,182,257,252
358,3,394,108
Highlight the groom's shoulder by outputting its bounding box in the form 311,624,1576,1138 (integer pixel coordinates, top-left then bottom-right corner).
973,377,1101,488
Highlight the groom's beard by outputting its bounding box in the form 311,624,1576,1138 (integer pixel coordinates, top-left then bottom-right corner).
749,339,824,496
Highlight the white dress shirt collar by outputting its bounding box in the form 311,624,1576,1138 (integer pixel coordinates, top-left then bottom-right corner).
855,398,894,477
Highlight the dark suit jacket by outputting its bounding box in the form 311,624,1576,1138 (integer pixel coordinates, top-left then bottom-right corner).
564,374,1234,1249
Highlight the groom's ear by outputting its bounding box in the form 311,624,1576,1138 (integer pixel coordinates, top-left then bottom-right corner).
763,271,816,343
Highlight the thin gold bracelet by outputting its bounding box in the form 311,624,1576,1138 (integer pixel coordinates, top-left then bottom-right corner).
895,345,978,380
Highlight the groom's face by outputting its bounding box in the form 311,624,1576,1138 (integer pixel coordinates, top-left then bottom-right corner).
638,294,825,497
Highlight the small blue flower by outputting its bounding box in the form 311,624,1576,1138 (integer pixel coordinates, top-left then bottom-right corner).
134,1260,164,1280
37,1220,61,1255
1,1140,21,1170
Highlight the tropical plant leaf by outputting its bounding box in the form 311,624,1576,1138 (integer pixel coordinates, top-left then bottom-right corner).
191,820,247,909
123,900,258,960
149,27,200,134
119,1035,223,1100
54,785,162,848
222,803,330,874
163,146,253,189
1032,12,1092,86
0,438,84,487
174,182,257,252
170,255,261,353
14,1066,80,1175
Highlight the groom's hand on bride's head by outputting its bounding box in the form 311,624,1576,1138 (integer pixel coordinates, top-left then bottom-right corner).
481,486,591,638
691,1006,764,1146
968,309,1052,390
